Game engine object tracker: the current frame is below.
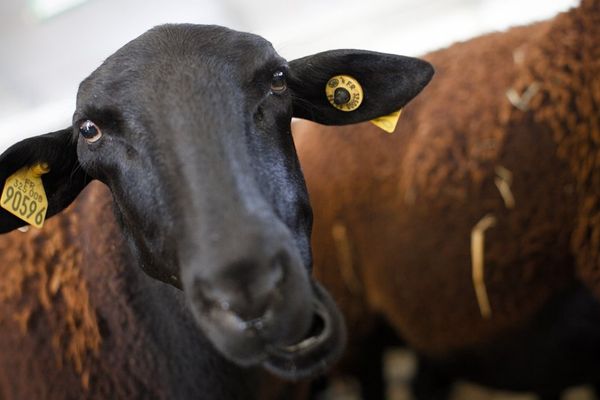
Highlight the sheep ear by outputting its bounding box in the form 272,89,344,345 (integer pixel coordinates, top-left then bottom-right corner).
0,127,90,233
288,50,434,126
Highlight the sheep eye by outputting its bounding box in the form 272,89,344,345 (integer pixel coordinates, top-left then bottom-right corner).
270,71,287,94
79,120,103,143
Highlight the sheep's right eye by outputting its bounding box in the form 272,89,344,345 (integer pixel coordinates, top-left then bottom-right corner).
79,120,103,143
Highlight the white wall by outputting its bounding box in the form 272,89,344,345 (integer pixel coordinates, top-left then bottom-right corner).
0,0,579,151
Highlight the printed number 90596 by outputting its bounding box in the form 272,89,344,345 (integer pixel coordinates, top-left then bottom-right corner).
2,186,46,226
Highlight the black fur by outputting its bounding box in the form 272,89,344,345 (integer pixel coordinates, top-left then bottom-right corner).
289,50,433,124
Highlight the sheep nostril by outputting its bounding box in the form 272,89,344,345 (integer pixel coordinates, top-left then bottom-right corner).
306,311,326,339
278,301,330,353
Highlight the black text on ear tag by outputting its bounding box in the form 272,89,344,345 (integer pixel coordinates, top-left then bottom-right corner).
1,163,50,228
325,75,363,112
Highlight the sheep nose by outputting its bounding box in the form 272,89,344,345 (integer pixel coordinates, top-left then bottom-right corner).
193,251,287,322
183,216,314,348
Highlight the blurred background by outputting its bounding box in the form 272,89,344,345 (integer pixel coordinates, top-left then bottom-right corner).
0,0,579,151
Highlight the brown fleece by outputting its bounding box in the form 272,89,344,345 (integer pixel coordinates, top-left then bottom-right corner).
0,185,102,397
295,0,596,357
508,0,600,297
0,183,168,399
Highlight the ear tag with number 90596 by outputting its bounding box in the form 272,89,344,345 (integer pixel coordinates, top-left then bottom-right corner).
1,163,50,229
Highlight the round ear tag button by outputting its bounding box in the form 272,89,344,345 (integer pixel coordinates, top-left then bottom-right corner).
325,75,363,112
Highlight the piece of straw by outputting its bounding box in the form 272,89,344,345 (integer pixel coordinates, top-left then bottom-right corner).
494,165,515,209
471,214,497,319
332,223,362,295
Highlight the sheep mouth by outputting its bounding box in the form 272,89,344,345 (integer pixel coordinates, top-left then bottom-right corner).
262,282,347,381
188,279,346,379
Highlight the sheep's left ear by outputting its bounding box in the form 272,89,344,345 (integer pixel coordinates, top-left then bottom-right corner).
288,50,434,125
0,127,90,233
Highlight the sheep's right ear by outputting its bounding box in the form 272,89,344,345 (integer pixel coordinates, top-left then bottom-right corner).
0,127,90,233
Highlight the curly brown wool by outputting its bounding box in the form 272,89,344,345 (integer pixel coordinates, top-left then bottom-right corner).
511,0,600,297
0,186,102,398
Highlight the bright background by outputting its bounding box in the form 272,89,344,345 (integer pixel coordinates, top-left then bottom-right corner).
0,0,579,151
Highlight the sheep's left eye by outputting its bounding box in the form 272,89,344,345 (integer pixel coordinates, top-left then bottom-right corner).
271,71,287,94
79,120,103,143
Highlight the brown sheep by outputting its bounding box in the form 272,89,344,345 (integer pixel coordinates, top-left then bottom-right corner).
294,0,600,398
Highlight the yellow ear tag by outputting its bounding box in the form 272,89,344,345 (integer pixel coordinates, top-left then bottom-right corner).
370,109,403,133
1,163,50,229
326,75,364,112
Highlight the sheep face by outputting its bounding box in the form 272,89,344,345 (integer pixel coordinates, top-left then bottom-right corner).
0,24,433,380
